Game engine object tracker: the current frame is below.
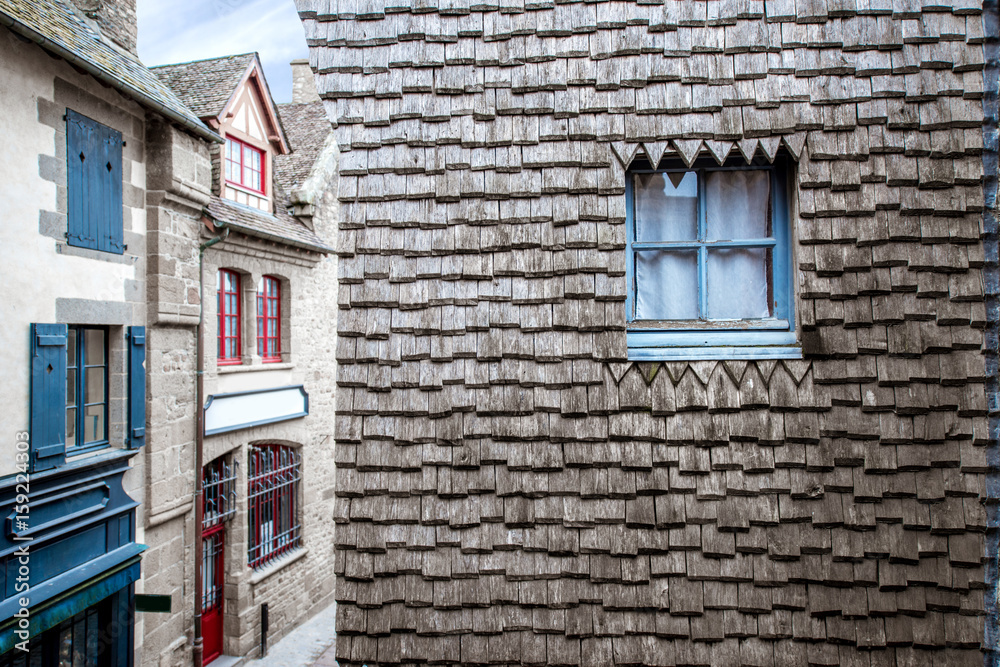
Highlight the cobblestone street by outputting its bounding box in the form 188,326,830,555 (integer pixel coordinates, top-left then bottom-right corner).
245,602,336,667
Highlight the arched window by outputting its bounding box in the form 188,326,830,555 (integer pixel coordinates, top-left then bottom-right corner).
248,444,301,569
217,269,241,365
256,276,281,362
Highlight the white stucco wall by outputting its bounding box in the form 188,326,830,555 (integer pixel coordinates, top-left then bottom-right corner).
0,28,145,476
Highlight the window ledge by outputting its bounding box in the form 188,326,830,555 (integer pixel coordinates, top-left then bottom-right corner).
628,345,803,361
56,242,136,265
217,361,294,374
627,329,801,360
249,547,307,585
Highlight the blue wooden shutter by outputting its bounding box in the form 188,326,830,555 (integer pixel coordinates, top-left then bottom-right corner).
127,326,146,448
66,110,124,254
30,323,68,471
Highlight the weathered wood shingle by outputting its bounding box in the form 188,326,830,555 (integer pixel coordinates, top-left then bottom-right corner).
302,0,992,663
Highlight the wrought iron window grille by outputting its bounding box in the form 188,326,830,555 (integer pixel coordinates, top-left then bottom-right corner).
203,457,238,529
248,444,302,569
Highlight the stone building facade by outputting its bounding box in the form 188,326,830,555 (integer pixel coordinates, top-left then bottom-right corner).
299,1,999,664
0,0,219,663
140,55,339,666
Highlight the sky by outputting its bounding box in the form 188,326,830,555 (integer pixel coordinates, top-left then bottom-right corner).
137,0,308,104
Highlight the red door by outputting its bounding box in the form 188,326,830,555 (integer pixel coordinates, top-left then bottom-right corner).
202,524,225,664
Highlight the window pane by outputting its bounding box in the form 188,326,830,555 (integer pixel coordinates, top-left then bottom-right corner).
67,332,77,367
84,329,105,365
66,369,77,407
84,404,105,443
634,172,698,242
85,367,105,404
707,248,771,319
58,627,72,667
635,250,698,320
66,408,76,448
705,170,770,240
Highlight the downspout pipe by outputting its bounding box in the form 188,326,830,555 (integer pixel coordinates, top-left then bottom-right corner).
194,219,229,667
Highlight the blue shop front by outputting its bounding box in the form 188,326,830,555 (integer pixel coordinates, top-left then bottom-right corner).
0,325,147,665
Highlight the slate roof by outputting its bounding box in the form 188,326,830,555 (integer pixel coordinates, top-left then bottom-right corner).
207,196,331,254
275,101,333,192
150,53,256,120
0,0,218,142
302,1,993,664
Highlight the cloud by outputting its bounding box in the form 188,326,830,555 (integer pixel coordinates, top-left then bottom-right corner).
137,0,307,103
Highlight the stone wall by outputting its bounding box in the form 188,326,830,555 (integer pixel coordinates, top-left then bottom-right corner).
292,58,322,104
140,112,340,667
0,27,148,474
69,0,138,54
299,1,994,664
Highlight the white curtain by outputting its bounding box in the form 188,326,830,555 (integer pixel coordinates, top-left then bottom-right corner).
705,171,771,319
632,170,772,321
705,170,769,240
635,250,698,320
634,172,698,242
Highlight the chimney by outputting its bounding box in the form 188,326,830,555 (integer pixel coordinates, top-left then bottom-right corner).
290,59,321,104
70,0,138,55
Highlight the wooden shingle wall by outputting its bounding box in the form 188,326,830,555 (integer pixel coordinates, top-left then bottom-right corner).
298,1,992,664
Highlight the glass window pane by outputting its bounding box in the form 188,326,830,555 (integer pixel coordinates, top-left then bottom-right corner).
66,369,77,407
67,332,77,367
635,250,699,320
634,172,698,242
58,626,72,667
66,408,76,448
707,248,772,319
705,170,770,240
85,368,105,404
72,616,85,667
85,610,98,667
84,329,105,365
84,404,105,443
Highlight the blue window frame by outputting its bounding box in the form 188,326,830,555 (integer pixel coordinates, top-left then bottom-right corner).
29,323,146,473
625,155,799,360
66,326,109,455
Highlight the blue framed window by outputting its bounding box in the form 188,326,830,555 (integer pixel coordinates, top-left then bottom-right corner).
625,155,799,360
66,326,109,455
29,323,146,472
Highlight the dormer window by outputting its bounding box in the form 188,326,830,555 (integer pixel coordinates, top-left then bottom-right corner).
225,137,264,194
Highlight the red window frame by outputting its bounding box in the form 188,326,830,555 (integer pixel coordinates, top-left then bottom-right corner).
217,269,241,365
256,276,281,362
248,444,301,569
224,136,265,194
